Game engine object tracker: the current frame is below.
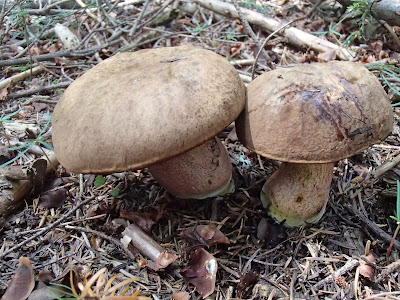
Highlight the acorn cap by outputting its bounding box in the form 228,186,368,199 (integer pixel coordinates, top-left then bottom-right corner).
52,46,246,173
236,61,393,163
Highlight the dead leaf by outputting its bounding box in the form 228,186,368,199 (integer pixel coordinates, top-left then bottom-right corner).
317,50,336,62
29,158,47,193
236,271,259,298
32,103,48,112
226,127,238,142
181,224,230,247
2,257,35,300
27,282,62,300
0,84,10,101
0,145,11,164
180,248,217,298
38,189,67,208
146,250,177,271
120,211,162,233
89,203,113,221
359,253,376,281
172,291,190,300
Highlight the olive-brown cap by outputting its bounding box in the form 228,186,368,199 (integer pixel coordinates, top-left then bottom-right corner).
236,61,393,163
52,46,245,173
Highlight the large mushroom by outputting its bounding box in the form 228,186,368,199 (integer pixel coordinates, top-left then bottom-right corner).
52,46,245,199
236,61,393,227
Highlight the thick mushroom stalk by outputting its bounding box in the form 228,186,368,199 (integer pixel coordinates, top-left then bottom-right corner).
148,137,234,199
261,162,334,227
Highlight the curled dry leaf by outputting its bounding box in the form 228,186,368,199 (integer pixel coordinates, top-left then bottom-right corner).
181,224,230,247
180,248,218,298
359,253,376,281
317,49,336,62
2,257,35,300
0,84,10,101
120,211,163,233
172,291,190,300
38,189,67,208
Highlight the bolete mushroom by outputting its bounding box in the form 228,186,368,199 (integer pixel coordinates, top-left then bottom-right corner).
236,61,393,227
52,46,245,199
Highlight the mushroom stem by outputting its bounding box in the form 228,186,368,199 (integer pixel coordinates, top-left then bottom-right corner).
261,162,334,227
148,137,234,199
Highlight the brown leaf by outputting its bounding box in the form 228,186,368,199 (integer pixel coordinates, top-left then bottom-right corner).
236,271,259,298
359,253,376,281
146,250,177,271
38,189,67,208
317,50,336,62
181,224,230,247
28,158,48,194
120,211,162,233
89,203,113,221
226,127,238,142
32,103,48,112
180,248,217,298
172,292,190,300
2,257,35,300
0,84,10,101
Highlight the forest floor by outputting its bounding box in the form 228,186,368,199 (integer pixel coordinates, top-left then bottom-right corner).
1,0,400,299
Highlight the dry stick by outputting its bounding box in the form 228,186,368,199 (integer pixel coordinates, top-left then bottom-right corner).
251,21,294,79
65,225,137,262
0,66,43,90
194,0,355,60
122,223,177,269
0,39,123,67
376,258,400,283
312,258,359,290
230,0,270,65
129,0,151,37
346,205,400,251
251,0,323,79
373,153,400,178
382,22,400,48
7,82,71,99
0,196,95,260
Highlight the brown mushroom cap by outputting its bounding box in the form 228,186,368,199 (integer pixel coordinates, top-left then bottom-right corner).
236,61,393,163
52,46,245,173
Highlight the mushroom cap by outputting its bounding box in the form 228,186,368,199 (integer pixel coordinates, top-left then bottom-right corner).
52,46,246,173
236,61,393,163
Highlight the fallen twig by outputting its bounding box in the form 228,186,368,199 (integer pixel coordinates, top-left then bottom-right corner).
0,196,95,259
65,225,137,261
230,0,270,67
312,258,359,290
0,39,122,67
194,0,355,60
0,66,43,90
373,153,400,178
121,223,177,270
346,205,400,251
376,259,400,283
7,81,71,99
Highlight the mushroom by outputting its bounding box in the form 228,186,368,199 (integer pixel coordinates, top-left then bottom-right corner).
236,61,393,227
52,46,245,199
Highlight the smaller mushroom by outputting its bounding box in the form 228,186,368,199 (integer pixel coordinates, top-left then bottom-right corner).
236,61,393,227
